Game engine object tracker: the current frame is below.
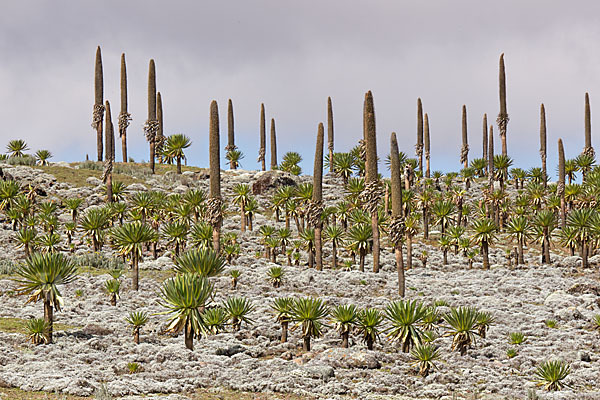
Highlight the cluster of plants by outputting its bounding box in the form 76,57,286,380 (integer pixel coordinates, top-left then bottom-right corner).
279,152,302,175
271,297,494,377
1,103,592,395
1,139,52,166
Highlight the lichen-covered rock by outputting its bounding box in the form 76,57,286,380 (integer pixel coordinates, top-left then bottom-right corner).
251,170,297,195
126,183,147,192
558,256,581,269
315,348,381,369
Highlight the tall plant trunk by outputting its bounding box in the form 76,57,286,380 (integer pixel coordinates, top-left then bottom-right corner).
176,157,182,174
584,92,594,157
303,336,311,351
184,320,193,350
395,245,405,297
240,204,246,232
422,209,429,239
406,235,413,269
280,321,288,343
209,100,222,254
543,228,550,264
371,212,380,273
461,105,469,168
540,104,547,188
366,336,374,350
134,330,140,345
517,239,524,265
359,250,365,272
227,99,236,169
498,53,509,157
44,299,53,344
558,139,566,228
443,250,448,265
331,242,337,269
581,241,588,269
482,242,489,270
402,340,410,353
313,123,324,271
327,97,334,173
132,253,139,291
119,53,129,163
482,114,488,175
147,59,157,174
259,104,266,171
270,118,277,169
156,92,164,163
94,46,104,162
104,100,114,203
424,113,431,178
341,331,349,348
308,247,314,268
364,91,380,273
384,184,389,215
488,126,495,218
416,98,424,175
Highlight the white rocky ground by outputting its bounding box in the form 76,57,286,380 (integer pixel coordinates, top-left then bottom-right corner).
0,163,599,400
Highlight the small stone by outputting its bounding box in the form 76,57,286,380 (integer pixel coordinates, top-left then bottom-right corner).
82,324,112,336
126,183,147,192
215,344,246,357
86,177,102,186
251,171,297,195
303,365,335,382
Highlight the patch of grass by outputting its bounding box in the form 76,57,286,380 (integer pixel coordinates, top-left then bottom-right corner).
0,317,77,334
0,259,17,277
39,165,143,188
75,265,112,276
140,268,175,282
0,388,87,399
76,264,174,282
73,253,126,270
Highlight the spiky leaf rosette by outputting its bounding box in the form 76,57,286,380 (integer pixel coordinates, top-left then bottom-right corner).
158,273,213,335
534,359,572,391
443,306,479,355
110,222,157,258
290,297,330,340
174,248,226,277
14,252,77,311
384,299,427,352
224,296,255,330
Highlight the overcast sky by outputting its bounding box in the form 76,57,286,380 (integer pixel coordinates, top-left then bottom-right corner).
1,1,599,176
